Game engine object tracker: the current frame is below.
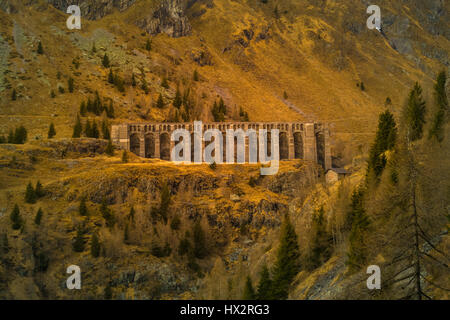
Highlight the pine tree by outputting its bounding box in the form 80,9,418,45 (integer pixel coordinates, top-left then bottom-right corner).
79,197,88,216
85,119,92,137
121,150,128,163
91,233,100,257
105,139,114,156
35,180,45,198
193,220,207,259
10,204,22,230
101,119,110,140
156,93,165,109
11,88,17,101
256,264,273,300
131,73,137,87
346,188,370,272
50,90,56,98
368,110,397,177
107,101,115,118
129,206,135,222
429,71,448,142
1,233,9,254
242,276,256,300
68,77,74,93
91,42,97,54
173,88,182,109
145,39,152,51
25,182,36,204
34,208,43,225
91,120,99,139
47,122,56,139
73,228,85,252
13,126,27,144
161,77,169,89
108,68,114,84
37,41,44,54
159,183,171,223
73,114,82,138
141,78,149,94
271,214,300,299
80,101,87,116
100,198,115,228
308,206,332,270
102,53,110,68
405,82,427,142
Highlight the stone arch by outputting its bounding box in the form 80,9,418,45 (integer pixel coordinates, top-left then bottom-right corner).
294,132,303,159
280,132,289,160
130,133,140,156
160,132,170,160
145,133,155,158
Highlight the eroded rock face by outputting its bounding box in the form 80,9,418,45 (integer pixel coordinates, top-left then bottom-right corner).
46,0,191,37
47,0,137,20
136,0,191,37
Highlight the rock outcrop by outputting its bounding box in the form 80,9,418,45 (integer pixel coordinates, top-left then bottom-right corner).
135,0,191,37
47,0,137,20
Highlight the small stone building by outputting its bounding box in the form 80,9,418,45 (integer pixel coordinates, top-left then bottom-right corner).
326,168,350,184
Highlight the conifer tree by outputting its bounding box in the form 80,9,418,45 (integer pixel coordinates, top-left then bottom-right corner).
405,82,427,142
156,93,165,109
79,197,88,216
35,180,44,198
91,42,97,54
368,110,397,177
129,206,135,222
34,208,43,225
256,264,273,300
141,78,149,94
193,220,207,259
193,70,199,81
271,214,300,299
91,120,100,138
25,182,36,204
11,88,17,101
173,88,182,109
100,198,115,228
37,41,44,54
47,122,56,139
308,206,332,270
108,68,114,84
73,228,85,252
107,101,115,119
10,204,22,230
91,233,100,257
161,77,169,89
13,126,27,144
242,276,256,300
101,119,110,140
429,71,448,142
85,119,92,137
346,188,370,272
73,114,82,138
131,73,137,87
80,101,87,116
102,53,110,68
145,39,152,51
